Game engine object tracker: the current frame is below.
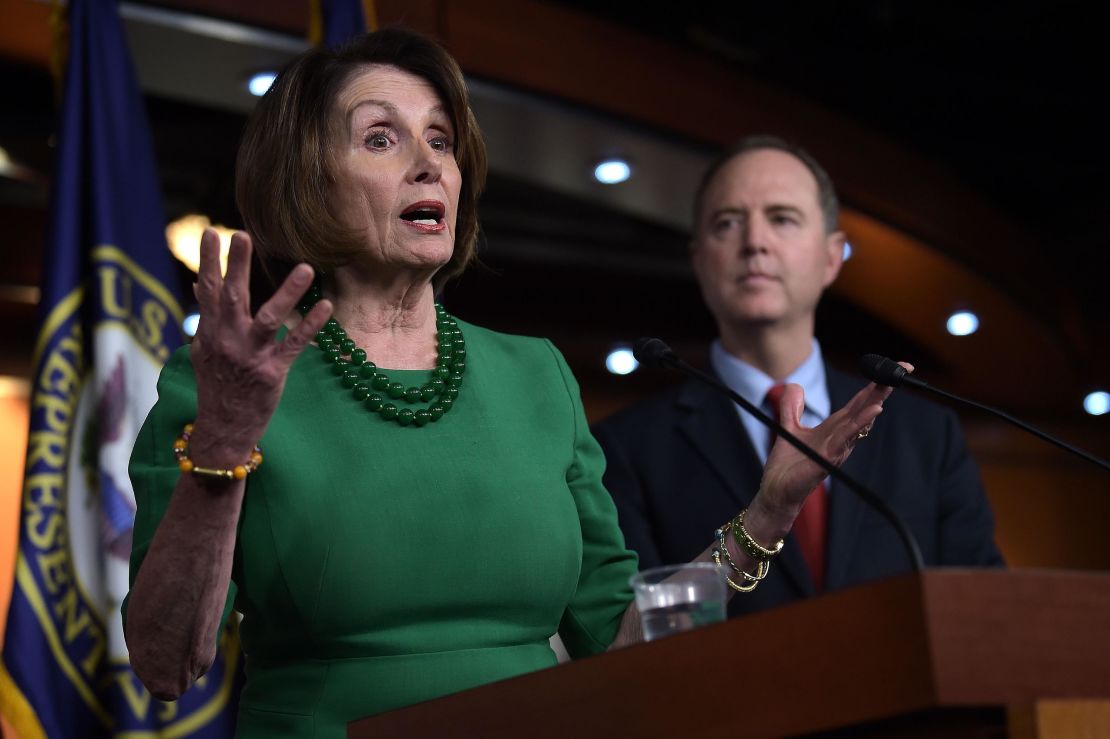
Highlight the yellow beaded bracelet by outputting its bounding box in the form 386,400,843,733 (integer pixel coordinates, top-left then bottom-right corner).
173,423,262,480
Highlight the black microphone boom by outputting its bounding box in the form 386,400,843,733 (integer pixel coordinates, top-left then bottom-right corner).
860,354,1110,473
635,338,924,572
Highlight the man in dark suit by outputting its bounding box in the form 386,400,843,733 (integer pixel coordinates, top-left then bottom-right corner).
593,136,1003,616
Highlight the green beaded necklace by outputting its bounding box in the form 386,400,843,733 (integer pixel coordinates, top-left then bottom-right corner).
297,284,466,427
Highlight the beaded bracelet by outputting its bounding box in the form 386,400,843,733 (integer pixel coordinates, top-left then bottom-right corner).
731,508,785,562
173,423,262,480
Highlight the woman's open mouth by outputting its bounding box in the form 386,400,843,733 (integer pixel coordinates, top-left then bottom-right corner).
400,201,446,232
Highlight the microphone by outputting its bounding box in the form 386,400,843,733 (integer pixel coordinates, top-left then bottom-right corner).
859,354,924,389
633,337,678,369
861,354,1110,473
634,338,924,572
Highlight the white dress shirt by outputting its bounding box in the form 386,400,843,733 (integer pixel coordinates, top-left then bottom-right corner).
709,338,831,467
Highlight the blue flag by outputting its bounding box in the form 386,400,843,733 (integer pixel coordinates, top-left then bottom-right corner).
310,0,373,47
0,0,240,736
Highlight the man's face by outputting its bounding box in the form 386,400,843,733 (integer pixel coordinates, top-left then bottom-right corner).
691,148,844,334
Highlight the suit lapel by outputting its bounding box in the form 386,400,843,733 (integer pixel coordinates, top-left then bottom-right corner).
673,377,814,596
674,378,760,509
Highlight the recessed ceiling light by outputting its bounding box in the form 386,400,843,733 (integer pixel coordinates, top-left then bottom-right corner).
593,158,631,185
946,311,979,337
1083,391,1109,416
605,346,639,375
247,71,278,97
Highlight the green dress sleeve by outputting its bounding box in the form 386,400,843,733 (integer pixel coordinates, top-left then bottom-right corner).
545,341,639,657
123,346,239,638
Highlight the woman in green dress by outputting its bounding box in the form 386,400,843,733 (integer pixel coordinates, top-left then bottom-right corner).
124,27,896,738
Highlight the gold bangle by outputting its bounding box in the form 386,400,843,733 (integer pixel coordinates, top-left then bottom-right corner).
712,520,771,593
732,509,784,562
714,524,769,582
711,548,770,593
173,423,262,480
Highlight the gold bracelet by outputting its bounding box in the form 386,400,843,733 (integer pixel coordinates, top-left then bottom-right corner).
712,521,770,593
173,423,262,480
711,547,770,592
732,508,784,562
714,524,769,582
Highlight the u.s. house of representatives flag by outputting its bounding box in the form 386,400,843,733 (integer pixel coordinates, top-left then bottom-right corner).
0,0,239,736
308,0,376,46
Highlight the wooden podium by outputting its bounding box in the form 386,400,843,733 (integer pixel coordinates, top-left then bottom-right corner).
349,570,1110,738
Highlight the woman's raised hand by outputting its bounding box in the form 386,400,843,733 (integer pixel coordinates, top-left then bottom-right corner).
754,371,909,520
189,229,332,457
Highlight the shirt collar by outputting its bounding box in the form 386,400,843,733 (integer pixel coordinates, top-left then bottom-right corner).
709,338,830,421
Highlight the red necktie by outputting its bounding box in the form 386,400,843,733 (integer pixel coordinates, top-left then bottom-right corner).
765,384,827,592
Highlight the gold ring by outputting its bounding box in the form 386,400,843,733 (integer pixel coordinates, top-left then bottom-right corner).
856,428,870,440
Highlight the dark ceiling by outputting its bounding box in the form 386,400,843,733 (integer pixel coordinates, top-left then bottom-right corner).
544,0,1110,423
558,0,1110,322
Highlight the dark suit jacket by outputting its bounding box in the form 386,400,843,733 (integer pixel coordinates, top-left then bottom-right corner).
592,365,1004,617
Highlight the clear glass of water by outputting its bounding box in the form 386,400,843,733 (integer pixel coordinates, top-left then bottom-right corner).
629,562,727,642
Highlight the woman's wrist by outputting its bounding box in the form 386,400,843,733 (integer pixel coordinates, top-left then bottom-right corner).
185,418,262,470
744,493,798,547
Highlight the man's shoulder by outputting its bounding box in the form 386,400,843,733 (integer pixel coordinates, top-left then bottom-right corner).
827,364,953,417
592,381,692,439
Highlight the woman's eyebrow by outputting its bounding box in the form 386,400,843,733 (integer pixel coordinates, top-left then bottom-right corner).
348,99,398,129
348,100,449,128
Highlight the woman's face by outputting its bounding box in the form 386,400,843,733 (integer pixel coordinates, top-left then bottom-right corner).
328,65,462,276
